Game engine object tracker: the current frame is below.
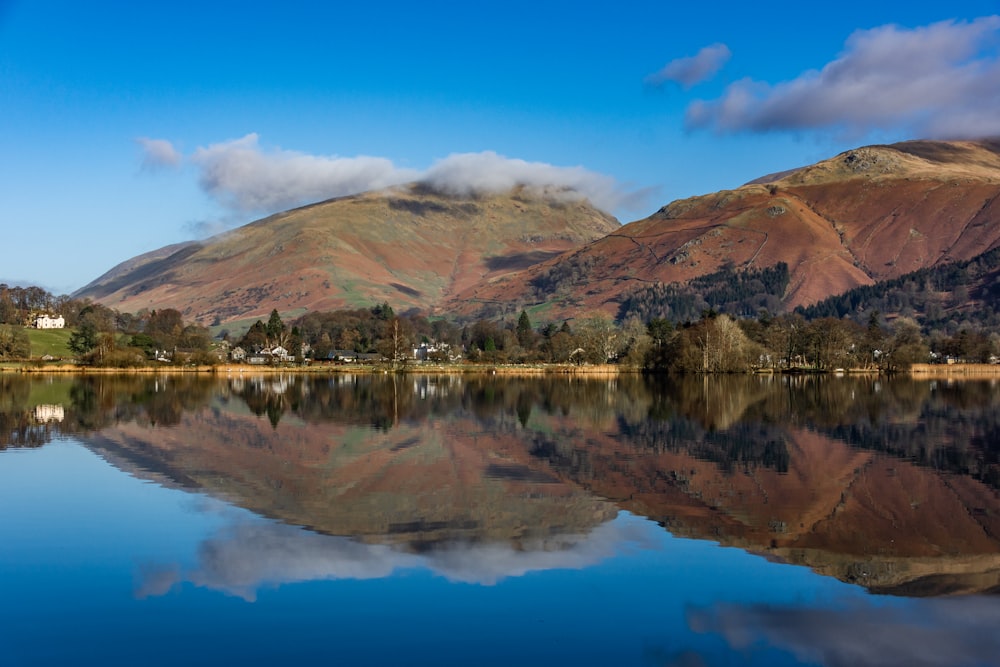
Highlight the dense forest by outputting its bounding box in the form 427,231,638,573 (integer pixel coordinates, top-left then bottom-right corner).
797,246,1000,334
618,263,790,322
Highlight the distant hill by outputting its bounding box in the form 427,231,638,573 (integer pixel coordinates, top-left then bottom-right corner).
75,185,619,326
448,139,1000,321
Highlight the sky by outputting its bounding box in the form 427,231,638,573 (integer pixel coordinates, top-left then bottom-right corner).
2,0,1000,294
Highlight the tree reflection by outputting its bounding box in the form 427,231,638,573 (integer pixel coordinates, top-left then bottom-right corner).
7,372,1000,595
3,373,1000,488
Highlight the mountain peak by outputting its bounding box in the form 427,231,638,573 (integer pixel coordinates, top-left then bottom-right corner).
77,186,618,326
447,139,1000,320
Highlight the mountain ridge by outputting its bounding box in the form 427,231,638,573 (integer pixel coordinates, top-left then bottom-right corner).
76,139,1000,326
75,184,619,325
448,139,1000,320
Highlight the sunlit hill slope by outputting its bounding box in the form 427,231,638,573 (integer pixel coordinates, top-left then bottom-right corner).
76,139,1000,326
75,185,619,325
450,139,1000,320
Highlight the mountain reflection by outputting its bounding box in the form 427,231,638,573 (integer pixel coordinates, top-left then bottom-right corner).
3,372,1000,595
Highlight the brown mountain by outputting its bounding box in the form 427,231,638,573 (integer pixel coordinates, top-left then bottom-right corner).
74,185,619,326
449,139,1000,320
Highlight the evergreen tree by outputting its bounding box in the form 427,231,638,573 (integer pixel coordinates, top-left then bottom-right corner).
516,310,533,348
68,321,99,355
266,309,285,342
372,302,395,321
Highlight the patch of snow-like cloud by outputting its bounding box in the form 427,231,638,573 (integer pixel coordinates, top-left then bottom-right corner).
135,515,656,601
645,43,732,89
191,133,418,213
419,151,645,214
686,16,1000,139
136,137,182,170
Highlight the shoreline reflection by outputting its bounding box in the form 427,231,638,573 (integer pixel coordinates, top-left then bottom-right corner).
2,372,999,596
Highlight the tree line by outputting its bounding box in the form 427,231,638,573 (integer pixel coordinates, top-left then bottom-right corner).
232,300,972,373
0,283,214,365
67,305,214,366
230,304,649,367
6,247,1000,372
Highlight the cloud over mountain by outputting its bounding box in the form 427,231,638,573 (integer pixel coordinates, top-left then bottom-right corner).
420,151,637,213
191,134,418,212
146,134,643,218
686,16,1000,138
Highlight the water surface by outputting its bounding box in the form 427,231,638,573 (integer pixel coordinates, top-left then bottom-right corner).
2,373,999,666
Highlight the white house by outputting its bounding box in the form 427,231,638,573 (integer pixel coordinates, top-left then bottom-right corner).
33,404,65,423
33,314,65,329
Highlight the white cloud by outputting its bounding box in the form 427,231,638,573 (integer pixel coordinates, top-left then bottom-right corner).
136,137,182,170
191,133,418,213
155,134,644,219
645,43,732,89
419,151,640,214
686,17,1000,139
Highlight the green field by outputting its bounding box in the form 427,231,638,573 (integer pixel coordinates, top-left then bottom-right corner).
24,327,74,359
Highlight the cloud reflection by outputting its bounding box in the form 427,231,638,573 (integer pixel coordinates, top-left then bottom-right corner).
137,514,655,602
690,597,1000,667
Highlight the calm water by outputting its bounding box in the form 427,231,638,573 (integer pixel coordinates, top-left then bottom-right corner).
2,373,1000,666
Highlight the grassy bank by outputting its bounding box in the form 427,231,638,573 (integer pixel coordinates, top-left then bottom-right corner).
24,327,73,358
909,363,1000,377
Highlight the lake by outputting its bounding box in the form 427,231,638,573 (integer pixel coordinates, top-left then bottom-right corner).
2,372,999,666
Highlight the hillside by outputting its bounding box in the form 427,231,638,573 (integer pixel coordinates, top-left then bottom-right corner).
448,139,1000,321
797,244,1000,332
75,185,619,326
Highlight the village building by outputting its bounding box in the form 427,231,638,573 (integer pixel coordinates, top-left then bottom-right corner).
33,314,65,329
33,404,65,423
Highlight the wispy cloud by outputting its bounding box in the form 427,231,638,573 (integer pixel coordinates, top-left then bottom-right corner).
136,137,182,170
686,16,1000,139
645,43,732,89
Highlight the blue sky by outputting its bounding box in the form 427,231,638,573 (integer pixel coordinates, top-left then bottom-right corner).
2,1,999,293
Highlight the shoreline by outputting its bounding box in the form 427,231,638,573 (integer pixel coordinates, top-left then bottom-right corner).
5,362,1000,378
4,362,630,376
908,363,1000,378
